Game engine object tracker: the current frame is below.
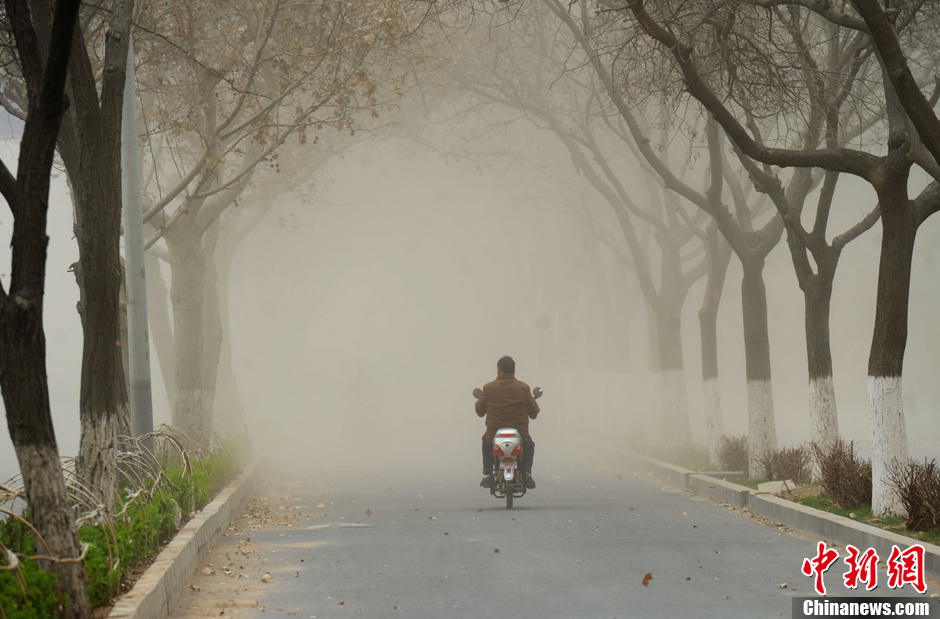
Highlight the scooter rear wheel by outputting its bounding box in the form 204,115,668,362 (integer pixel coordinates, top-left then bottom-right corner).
506,492,513,510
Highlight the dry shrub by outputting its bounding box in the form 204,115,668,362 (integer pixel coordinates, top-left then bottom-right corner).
811,440,871,509
887,459,940,532
717,435,748,475
760,445,812,484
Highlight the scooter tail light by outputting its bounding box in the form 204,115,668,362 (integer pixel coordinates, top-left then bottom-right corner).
493,445,504,456
511,445,523,456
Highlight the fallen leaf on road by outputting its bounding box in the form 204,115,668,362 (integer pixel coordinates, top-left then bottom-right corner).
494,548,500,553
201,567,215,576
260,573,272,583
338,601,345,606
642,572,653,587
779,583,788,589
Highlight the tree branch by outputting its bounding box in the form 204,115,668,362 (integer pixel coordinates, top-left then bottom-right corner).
745,0,866,31
832,204,880,250
626,0,881,180
851,0,940,169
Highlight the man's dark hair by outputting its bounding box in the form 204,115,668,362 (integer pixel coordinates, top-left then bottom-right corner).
497,355,515,375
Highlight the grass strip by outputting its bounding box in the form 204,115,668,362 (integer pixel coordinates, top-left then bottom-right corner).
0,446,240,617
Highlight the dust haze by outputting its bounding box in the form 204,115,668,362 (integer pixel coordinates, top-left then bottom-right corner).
2,51,940,488
224,128,940,486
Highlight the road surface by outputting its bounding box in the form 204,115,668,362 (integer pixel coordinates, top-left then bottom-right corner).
171,450,935,618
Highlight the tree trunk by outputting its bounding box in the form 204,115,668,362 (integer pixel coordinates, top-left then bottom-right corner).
144,248,176,409
116,260,131,438
0,1,89,612
868,182,915,517
0,324,90,618
205,240,251,435
655,299,691,450
699,229,730,466
70,160,129,508
201,226,223,429
119,259,130,396
804,268,839,475
643,299,663,448
741,259,777,477
167,226,210,442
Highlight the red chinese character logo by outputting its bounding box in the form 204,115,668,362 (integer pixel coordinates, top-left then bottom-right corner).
886,544,926,593
842,544,879,591
802,541,840,595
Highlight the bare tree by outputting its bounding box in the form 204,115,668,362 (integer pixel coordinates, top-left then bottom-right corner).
133,0,418,441
0,0,90,614
0,0,137,503
851,1,940,165
443,5,722,452
696,5,884,473
545,0,787,474
63,0,136,507
624,0,940,514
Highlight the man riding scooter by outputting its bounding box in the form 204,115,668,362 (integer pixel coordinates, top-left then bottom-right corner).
473,356,539,489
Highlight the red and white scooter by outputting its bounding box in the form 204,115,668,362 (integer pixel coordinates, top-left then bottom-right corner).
473,386,543,509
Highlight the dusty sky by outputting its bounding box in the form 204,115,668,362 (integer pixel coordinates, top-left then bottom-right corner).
1,119,939,482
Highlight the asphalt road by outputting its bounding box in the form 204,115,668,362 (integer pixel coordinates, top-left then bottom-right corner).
172,451,935,619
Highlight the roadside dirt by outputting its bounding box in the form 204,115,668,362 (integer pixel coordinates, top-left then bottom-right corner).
170,488,314,617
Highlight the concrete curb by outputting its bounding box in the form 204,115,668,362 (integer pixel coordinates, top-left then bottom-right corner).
607,446,940,579
108,463,264,619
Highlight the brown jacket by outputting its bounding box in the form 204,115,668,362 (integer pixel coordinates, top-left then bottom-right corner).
475,373,539,436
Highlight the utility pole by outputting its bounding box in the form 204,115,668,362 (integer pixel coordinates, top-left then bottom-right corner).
122,39,154,451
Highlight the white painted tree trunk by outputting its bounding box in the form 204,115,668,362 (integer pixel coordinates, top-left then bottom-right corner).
202,227,223,428
645,369,663,450
77,407,124,507
168,229,210,443
747,379,776,477
868,376,908,516
18,444,91,617
809,375,839,477
741,262,777,478
144,248,176,408
653,295,691,451
659,367,691,449
703,377,724,466
803,276,840,479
